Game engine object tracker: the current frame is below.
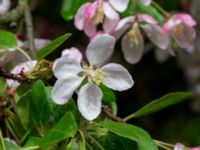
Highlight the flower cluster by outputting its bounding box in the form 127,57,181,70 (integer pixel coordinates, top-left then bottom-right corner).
174,143,200,150
74,0,196,64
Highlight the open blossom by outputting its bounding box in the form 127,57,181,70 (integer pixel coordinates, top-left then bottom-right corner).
0,0,10,15
109,0,152,12
114,14,169,64
51,34,134,120
163,13,196,49
74,0,119,38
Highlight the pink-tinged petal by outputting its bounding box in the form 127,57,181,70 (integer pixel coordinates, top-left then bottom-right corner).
101,63,134,91
86,34,115,66
141,24,169,49
0,0,10,15
34,38,51,50
174,13,196,27
163,19,181,32
141,0,151,6
7,60,37,89
103,2,119,20
109,0,129,12
74,3,90,30
83,21,97,38
84,1,98,20
51,76,84,105
171,24,196,48
103,16,119,34
113,16,134,39
137,14,157,25
122,24,144,64
174,143,184,150
61,47,83,62
77,83,103,120
53,54,83,80
190,146,200,150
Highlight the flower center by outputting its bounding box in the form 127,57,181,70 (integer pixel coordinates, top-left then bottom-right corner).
82,62,107,85
127,23,141,47
91,0,104,25
172,23,185,37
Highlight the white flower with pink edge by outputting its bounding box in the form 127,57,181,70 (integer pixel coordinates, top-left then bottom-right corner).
114,13,169,64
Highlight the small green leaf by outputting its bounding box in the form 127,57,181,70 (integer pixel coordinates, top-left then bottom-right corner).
16,92,31,129
0,77,7,95
0,30,17,49
60,0,91,21
40,112,78,148
3,139,20,150
96,133,137,150
36,33,71,59
98,121,158,150
137,1,165,25
29,80,51,127
100,85,116,102
125,92,192,120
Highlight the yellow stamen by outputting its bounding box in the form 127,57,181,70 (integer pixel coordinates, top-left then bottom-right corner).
91,0,104,25
82,62,107,85
127,23,142,47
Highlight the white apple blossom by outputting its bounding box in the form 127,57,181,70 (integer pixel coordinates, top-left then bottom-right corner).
51,34,134,120
174,143,184,150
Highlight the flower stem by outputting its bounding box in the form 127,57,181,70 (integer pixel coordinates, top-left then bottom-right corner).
15,47,33,66
154,139,175,148
152,1,170,18
0,130,6,150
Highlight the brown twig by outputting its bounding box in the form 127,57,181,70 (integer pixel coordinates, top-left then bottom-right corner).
0,67,29,83
102,105,125,123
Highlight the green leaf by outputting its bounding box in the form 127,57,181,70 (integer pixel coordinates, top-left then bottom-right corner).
125,92,192,120
0,77,7,95
16,92,31,129
60,0,91,21
3,139,20,150
96,133,137,150
40,112,78,148
98,121,158,150
36,33,71,59
29,80,51,127
137,1,165,25
0,30,17,49
100,85,116,102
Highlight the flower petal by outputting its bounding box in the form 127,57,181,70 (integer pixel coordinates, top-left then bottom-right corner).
74,3,89,30
113,16,134,39
53,54,83,79
109,0,129,12
171,24,196,48
86,34,115,67
61,47,83,62
51,76,84,105
103,16,119,34
0,0,11,15
137,14,157,25
141,24,169,49
141,0,151,6
7,60,38,89
122,24,144,64
101,63,134,91
77,83,103,120
103,2,119,20
174,143,184,150
83,21,97,38
174,13,196,27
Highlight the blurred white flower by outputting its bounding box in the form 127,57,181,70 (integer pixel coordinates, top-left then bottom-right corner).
0,0,10,15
